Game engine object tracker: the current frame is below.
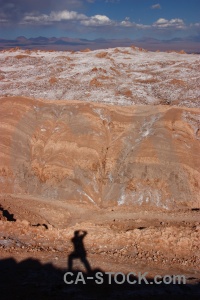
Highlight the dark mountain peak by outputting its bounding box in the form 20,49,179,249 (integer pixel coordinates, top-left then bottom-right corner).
16,36,28,42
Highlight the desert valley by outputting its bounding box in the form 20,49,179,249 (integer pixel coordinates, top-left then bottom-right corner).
0,46,199,299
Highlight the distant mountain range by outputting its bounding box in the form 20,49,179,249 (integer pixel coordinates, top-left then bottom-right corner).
0,36,199,53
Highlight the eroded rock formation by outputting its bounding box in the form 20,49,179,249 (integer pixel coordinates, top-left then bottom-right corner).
0,96,199,210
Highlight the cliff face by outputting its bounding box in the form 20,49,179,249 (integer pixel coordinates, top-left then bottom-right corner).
0,96,199,210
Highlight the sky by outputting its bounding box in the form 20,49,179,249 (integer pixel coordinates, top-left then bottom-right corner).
0,0,200,41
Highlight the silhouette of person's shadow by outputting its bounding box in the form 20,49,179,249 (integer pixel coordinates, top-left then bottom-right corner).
0,232,200,300
68,230,91,273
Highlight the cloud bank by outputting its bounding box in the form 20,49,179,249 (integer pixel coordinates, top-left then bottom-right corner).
0,0,199,40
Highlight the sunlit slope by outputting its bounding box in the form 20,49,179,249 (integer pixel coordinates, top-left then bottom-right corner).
0,47,199,107
0,97,199,209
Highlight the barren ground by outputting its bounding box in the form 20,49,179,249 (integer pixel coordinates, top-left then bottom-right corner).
0,47,200,299
0,193,200,299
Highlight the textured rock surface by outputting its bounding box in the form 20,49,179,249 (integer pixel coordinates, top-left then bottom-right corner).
0,47,199,107
0,96,199,210
0,48,200,297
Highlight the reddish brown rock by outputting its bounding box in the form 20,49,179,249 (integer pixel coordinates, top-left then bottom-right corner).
0,96,199,210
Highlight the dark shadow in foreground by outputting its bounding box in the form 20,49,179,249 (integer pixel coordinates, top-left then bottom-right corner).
0,258,199,300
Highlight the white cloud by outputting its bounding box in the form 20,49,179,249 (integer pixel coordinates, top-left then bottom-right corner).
22,10,87,24
153,18,186,29
120,20,133,27
120,17,185,30
192,22,200,28
120,17,133,27
151,4,161,9
120,17,185,31
81,14,113,26
0,12,9,23
21,9,188,33
190,22,200,34
23,10,113,27
50,10,87,21
136,23,151,29
22,10,114,27
120,17,150,29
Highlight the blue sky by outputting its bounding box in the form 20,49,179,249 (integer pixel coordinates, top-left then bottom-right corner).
0,0,199,40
